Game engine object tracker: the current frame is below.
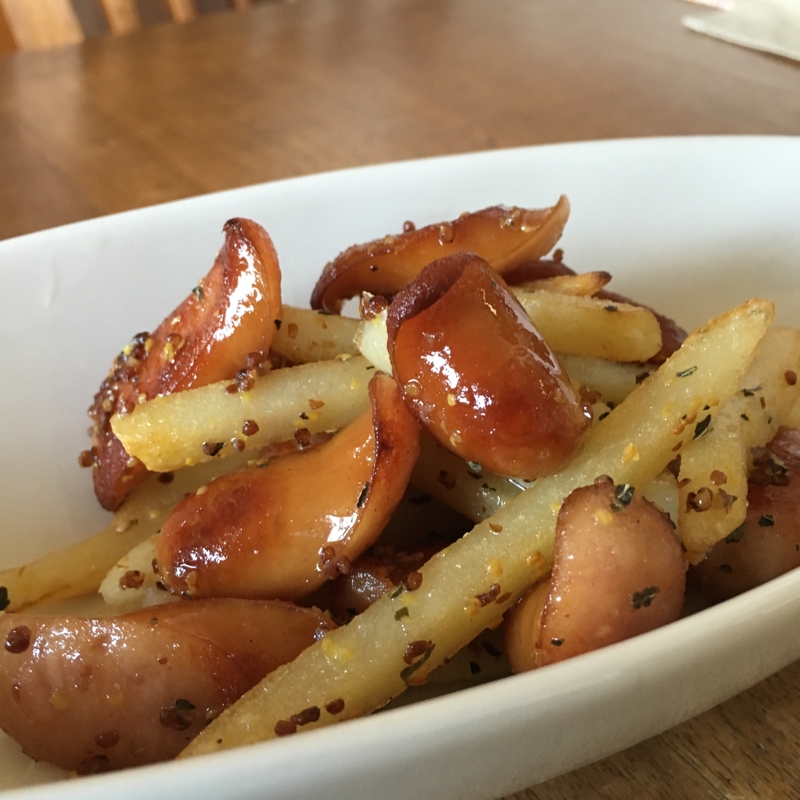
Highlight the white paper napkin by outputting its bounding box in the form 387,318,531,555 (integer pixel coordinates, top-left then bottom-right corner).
683,0,800,62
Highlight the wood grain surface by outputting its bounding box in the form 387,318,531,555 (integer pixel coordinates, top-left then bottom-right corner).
0,1,798,797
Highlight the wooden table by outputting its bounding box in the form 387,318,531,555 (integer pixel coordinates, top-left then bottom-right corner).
1,0,798,796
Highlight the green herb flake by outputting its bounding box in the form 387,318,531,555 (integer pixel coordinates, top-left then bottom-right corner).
394,607,410,621
741,413,750,422
400,643,435,682
467,461,483,473
174,699,196,711
741,386,762,397
758,514,775,527
725,523,747,544
604,305,618,312
0,586,9,611
693,415,712,440
676,366,697,378
615,484,635,506
598,411,610,421
192,285,204,301
356,482,370,508
631,586,660,610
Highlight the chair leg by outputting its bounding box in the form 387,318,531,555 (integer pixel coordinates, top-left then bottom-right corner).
165,0,197,23
99,0,141,35
0,0,83,50
0,4,17,54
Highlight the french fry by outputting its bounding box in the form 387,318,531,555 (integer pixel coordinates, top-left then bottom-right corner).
271,306,360,363
411,433,524,522
354,309,392,373
0,451,251,612
112,356,374,473
678,326,800,561
180,299,772,758
511,289,662,361
559,354,647,406
99,535,164,609
515,270,611,296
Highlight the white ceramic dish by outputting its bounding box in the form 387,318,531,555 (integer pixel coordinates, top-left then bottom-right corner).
1,136,799,799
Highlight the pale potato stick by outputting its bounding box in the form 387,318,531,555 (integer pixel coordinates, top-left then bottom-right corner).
271,306,360,363
411,433,524,522
354,308,392,374
512,289,662,361
414,432,678,526
112,356,373,473
99,535,164,610
181,299,771,758
0,451,251,612
641,472,679,528
678,406,748,564
516,271,611,296
559,353,646,406
678,326,800,561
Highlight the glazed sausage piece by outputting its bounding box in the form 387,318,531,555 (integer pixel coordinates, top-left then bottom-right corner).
157,373,421,601
387,253,591,480
0,600,331,772
692,427,800,602
505,478,686,672
88,218,282,511
310,198,570,313
318,544,442,620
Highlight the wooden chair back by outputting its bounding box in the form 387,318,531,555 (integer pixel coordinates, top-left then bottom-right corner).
0,0,256,53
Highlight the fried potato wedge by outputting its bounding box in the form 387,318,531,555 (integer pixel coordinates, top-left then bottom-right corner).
180,299,771,758
559,354,647,407
271,307,360,364
0,451,252,612
310,198,570,313
411,433,524,522
157,374,420,602
112,356,374,473
677,326,800,560
99,535,165,610
511,289,662,361
515,270,612,296
692,427,800,599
